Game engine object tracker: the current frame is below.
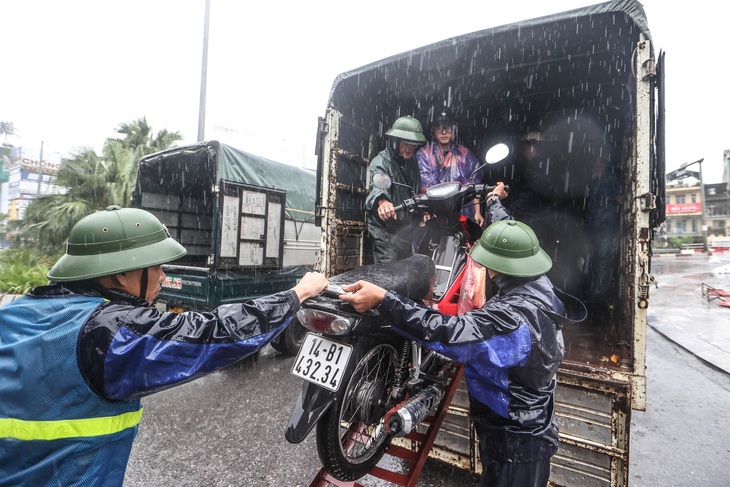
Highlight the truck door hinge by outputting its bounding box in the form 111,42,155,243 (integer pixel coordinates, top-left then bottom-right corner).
639,193,656,212
212,184,220,194
641,57,656,80
637,257,658,309
319,119,329,134
637,40,655,80
207,255,215,266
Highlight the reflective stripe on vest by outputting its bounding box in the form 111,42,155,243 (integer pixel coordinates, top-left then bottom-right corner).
0,408,143,441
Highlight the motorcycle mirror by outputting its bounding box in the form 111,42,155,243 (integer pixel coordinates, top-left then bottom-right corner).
371,172,392,189
469,143,511,183
484,143,510,164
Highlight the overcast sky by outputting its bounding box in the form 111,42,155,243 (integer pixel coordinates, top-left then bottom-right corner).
2,0,728,183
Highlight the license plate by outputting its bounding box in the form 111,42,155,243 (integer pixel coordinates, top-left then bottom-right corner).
291,333,352,392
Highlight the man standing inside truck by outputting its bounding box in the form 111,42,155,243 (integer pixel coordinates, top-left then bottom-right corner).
417,109,485,227
339,217,586,487
0,205,328,486
365,115,427,262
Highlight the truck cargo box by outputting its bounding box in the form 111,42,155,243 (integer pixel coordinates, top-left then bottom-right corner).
133,141,320,353
312,0,664,484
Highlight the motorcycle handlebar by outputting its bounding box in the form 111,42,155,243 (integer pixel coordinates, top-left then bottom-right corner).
392,183,507,214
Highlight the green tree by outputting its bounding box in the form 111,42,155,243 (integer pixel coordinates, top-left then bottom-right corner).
103,139,138,208
0,248,55,294
16,118,181,254
668,236,695,249
0,121,15,141
0,212,8,245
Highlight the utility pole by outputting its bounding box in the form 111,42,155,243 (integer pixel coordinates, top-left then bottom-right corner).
698,160,707,251
37,141,44,195
197,0,211,142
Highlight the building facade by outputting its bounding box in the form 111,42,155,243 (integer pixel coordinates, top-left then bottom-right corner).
7,161,62,220
664,179,705,244
705,182,729,238
662,150,730,250
0,146,63,242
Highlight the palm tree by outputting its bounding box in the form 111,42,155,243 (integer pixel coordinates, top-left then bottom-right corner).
103,139,138,207
111,117,182,158
17,196,93,254
104,118,182,205
16,147,112,253
16,118,182,254
114,118,153,150
0,121,15,142
149,128,183,154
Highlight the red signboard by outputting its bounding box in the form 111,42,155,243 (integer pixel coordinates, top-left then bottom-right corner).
666,203,703,214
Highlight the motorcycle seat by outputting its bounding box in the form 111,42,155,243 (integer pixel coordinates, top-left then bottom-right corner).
329,254,436,301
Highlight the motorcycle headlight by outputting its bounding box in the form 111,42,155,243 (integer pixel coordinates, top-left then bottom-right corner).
296,308,357,335
425,181,461,198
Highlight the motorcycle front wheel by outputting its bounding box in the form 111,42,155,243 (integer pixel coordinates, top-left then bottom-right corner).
316,342,399,481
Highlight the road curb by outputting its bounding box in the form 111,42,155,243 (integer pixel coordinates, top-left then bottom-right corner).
648,318,730,376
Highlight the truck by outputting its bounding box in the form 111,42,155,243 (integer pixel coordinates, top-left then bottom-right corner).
132,140,320,354
310,0,664,485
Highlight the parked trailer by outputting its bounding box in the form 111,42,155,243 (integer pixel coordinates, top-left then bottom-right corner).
132,141,320,354
311,1,664,485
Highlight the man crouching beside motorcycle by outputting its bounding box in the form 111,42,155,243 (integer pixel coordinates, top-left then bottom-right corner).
338,199,586,487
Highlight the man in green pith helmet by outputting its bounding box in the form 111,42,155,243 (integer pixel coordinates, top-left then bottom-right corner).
365,115,427,263
0,205,328,486
339,217,586,487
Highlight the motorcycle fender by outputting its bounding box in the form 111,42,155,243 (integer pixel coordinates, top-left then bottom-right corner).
285,380,337,443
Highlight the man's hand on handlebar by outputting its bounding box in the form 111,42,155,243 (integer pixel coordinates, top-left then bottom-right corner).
377,199,398,221
488,182,508,200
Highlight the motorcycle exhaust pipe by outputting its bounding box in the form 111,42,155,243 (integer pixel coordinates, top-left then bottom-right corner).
385,384,444,437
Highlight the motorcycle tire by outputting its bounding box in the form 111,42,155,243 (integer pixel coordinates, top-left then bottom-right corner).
315,342,399,481
270,317,307,355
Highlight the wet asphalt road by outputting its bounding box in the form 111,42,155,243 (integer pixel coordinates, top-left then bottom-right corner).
629,255,730,487
124,256,730,487
629,327,730,487
124,334,730,487
123,347,480,487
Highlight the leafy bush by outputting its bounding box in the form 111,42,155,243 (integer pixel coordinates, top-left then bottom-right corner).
667,236,695,249
0,249,56,294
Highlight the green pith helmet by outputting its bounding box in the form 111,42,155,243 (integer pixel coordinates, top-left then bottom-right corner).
385,116,427,145
47,205,187,282
470,220,552,277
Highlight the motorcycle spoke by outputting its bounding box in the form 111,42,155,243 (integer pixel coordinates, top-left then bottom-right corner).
341,422,372,457
336,344,397,463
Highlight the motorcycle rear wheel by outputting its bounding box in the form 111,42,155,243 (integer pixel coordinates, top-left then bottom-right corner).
270,316,307,355
316,343,399,481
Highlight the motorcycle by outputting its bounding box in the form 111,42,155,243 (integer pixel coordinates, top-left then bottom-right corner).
285,144,510,481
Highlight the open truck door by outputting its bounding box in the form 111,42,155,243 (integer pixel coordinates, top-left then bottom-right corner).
315,112,378,273
312,1,663,485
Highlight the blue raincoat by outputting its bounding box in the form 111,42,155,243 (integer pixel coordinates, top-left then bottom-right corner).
0,282,299,486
